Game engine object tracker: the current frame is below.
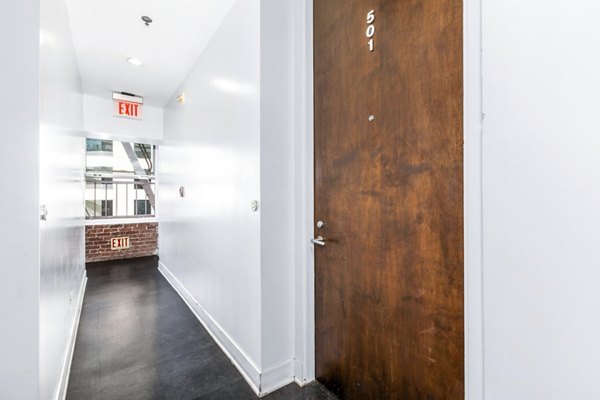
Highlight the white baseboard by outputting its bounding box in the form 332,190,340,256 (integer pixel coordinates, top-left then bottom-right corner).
158,261,295,397
158,262,261,394
259,360,295,396
55,272,88,400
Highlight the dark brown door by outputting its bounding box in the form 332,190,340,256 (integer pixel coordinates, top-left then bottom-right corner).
314,1,463,399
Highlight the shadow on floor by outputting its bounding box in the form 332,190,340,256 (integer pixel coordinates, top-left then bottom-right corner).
66,256,336,400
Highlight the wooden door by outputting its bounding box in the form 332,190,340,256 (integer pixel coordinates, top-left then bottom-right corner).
313,1,464,399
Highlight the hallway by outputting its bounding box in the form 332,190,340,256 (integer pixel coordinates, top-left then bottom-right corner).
66,257,336,400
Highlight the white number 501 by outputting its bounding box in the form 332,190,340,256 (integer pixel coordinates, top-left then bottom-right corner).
366,10,375,52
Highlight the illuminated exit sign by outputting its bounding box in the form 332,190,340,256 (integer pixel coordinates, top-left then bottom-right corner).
111,237,130,250
113,92,143,120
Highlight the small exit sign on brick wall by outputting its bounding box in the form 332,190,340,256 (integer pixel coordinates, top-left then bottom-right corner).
111,237,130,250
86,223,157,263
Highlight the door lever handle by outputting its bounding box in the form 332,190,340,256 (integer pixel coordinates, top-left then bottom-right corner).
311,236,326,246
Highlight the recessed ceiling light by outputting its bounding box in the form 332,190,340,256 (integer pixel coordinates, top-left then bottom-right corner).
127,58,143,66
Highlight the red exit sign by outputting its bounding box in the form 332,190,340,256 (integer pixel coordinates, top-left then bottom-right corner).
111,237,130,250
116,101,141,118
113,92,143,120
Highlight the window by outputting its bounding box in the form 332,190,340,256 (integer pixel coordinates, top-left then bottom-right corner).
85,138,156,220
134,143,152,158
134,200,152,216
134,143,154,175
86,139,113,153
101,200,113,217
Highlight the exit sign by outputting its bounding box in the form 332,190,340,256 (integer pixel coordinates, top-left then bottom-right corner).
113,92,143,120
111,237,130,250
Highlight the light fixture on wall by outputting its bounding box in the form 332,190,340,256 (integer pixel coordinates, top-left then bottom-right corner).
127,58,143,66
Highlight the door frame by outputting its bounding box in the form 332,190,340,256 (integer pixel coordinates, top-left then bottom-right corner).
294,1,484,398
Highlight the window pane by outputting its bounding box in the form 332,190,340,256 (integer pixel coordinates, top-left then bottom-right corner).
101,200,113,217
134,143,154,174
86,139,113,152
134,200,151,215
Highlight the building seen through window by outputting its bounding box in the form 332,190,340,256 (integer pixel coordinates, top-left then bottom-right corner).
86,139,113,153
85,139,156,219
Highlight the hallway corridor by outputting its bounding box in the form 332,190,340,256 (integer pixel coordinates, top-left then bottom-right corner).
66,257,335,400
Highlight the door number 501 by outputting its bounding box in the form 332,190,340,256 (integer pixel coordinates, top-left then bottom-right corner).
366,10,376,52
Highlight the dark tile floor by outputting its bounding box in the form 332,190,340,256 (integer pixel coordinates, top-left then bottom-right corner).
67,256,336,400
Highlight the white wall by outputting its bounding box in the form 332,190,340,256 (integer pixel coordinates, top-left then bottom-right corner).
159,0,299,394
0,2,41,399
159,0,263,380
259,0,295,376
482,1,600,399
39,0,87,399
84,94,164,142
0,1,86,399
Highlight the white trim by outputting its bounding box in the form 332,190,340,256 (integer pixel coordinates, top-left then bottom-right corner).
159,261,293,397
83,131,164,146
54,273,87,400
85,217,157,226
295,0,316,387
259,360,295,397
464,0,485,399
293,359,308,387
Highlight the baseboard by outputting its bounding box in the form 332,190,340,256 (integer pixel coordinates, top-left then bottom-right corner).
158,262,262,394
55,272,87,400
259,360,295,397
158,261,296,398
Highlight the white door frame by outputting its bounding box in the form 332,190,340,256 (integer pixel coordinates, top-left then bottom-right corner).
293,0,316,386
296,1,485,399
463,0,485,398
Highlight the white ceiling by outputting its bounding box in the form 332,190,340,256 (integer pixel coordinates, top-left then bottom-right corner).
66,0,236,107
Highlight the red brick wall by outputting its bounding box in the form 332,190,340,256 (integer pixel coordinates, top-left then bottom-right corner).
86,222,158,263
